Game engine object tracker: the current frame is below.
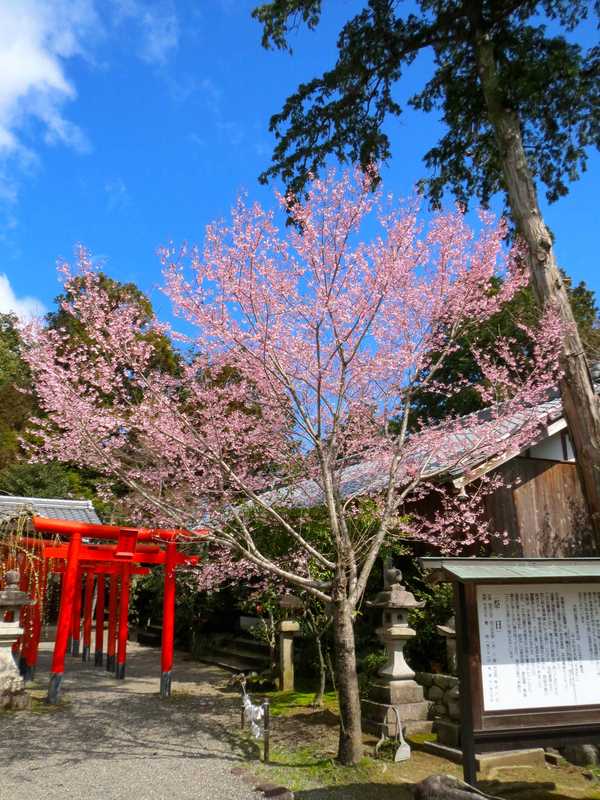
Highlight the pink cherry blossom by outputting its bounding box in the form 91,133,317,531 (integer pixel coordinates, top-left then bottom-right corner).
22,169,563,602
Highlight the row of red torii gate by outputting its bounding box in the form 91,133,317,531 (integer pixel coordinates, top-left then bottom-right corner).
5,514,204,703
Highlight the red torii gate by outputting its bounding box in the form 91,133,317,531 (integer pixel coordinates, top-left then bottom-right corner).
13,516,205,703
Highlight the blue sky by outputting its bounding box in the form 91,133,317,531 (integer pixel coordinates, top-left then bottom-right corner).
0,0,598,323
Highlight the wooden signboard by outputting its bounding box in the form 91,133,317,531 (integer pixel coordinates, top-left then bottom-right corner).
420,558,600,786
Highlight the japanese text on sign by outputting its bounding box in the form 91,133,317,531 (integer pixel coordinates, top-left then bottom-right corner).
476,583,600,711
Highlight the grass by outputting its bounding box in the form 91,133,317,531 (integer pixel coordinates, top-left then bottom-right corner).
251,739,600,799
253,742,383,795
261,689,339,717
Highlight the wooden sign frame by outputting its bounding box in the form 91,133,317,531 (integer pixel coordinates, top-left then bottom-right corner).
456,579,600,784
420,558,600,786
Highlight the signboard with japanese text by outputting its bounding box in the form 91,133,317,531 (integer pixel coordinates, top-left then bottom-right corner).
477,583,600,711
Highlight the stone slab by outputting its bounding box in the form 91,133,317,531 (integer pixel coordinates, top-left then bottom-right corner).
361,697,430,737
421,740,462,764
421,741,546,777
477,748,546,778
369,680,425,705
435,719,461,748
404,720,434,736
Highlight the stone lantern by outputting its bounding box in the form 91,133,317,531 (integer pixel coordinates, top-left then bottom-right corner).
277,593,303,692
361,566,430,753
436,615,457,675
0,570,33,710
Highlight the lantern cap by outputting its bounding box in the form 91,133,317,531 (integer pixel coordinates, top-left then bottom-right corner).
0,570,33,610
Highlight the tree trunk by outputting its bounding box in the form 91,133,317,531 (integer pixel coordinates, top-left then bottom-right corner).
476,36,600,544
332,595,363,765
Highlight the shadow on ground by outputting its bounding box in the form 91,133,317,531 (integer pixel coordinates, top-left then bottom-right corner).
292,782,584,800
0,641,259,773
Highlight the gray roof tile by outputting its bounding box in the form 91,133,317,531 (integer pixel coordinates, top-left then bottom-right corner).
260,392,566,509
0,495,102,524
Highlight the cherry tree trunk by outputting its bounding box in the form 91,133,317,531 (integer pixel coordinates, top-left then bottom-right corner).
477,38,600,545
331,595,363,765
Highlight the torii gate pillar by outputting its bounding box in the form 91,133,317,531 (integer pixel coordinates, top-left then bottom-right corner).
160,541,177,697
48,533,82,704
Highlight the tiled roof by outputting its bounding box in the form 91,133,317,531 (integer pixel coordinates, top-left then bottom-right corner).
0,495,102,524
260,392,565,510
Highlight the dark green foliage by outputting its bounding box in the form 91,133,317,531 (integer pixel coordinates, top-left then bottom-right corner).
410,273,600,422
0,314,37,470
254,1,600,208
48,272,181,378
0,462,119,520
406,580,455,673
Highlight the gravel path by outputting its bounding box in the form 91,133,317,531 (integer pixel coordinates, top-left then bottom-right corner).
1,640,260,800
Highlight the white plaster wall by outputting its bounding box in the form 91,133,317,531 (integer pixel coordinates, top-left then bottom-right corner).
527,430,575,462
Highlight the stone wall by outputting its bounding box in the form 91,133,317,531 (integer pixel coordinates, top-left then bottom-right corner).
415,672,460,724
416,672,600,766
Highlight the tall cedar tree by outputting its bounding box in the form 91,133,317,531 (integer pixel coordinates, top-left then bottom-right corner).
253,0,600,537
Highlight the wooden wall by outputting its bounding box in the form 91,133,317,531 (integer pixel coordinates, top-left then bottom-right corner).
485,457,594,557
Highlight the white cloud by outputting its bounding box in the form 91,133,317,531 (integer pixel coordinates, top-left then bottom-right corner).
104,176,131,212
0,0,98,162
0,273,45,320
0,0,180,212
111,1,179,65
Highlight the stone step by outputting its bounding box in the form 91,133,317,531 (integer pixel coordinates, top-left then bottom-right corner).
195,632,272,673
208,645,270,665
195,652,264,673
418,740,546,778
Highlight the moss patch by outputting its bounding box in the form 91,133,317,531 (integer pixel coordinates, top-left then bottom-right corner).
262,689,339,717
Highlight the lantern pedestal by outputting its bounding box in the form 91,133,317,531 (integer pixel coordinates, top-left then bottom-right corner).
278,620,300,692
0,571,33,711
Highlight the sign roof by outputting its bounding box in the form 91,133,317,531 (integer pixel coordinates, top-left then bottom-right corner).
420,557,600,582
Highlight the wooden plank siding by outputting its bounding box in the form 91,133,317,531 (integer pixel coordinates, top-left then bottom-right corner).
485,457,593,557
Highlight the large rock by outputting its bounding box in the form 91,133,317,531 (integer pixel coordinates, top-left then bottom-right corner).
428,685,445,702
561,744,600,767
416,671,434,688
413,775,500,799
433,674,457,690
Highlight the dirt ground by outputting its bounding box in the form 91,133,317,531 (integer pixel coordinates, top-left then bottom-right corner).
248,702,600,799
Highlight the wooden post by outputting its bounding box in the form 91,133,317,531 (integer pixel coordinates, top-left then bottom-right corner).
116,565,130,679
456,581,477,787
160,541,177,697
262,699,270,764
82,570,94,662
48,532,82,703
106,573,118,672
94,573,105,666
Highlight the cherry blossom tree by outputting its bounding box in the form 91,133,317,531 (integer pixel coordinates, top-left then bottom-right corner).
24,170,563,764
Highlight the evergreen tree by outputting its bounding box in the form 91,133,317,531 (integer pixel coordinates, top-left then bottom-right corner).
253,0,600,537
